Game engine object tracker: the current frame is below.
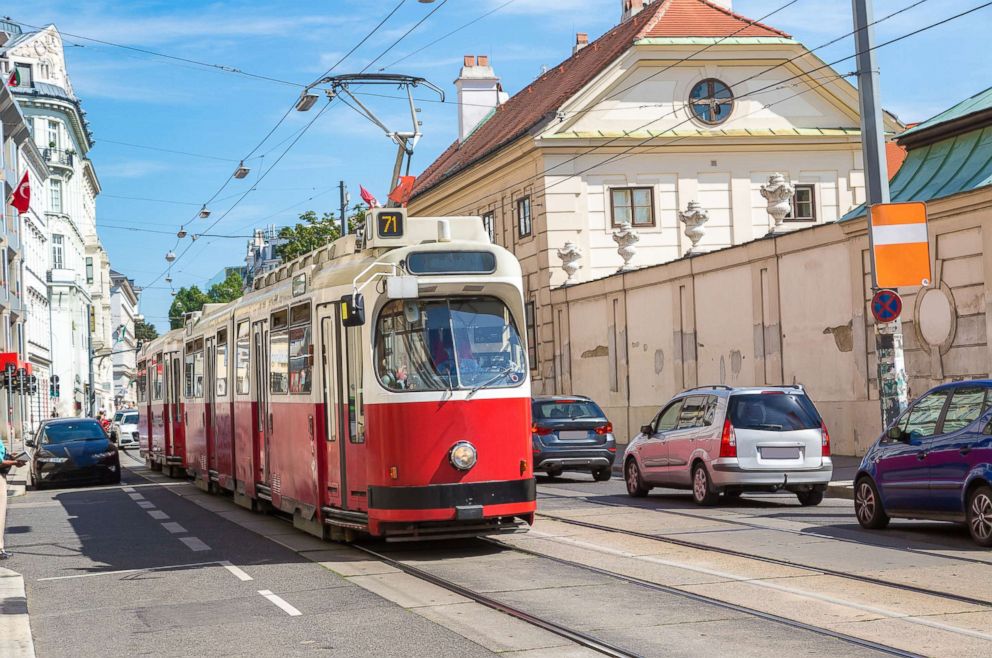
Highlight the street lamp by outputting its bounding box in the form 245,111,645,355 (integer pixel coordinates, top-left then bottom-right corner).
233,160,250,179
295,91,318,112
165,251,176,263
199,205,211,219
177,226,187,239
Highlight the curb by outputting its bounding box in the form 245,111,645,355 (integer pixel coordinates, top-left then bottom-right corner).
6,465,28,498
0,568,35,658
826,481,854,500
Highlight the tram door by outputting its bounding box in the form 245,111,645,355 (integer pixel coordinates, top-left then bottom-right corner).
252,320,271,485
204,335,216,474
318,308,342,508
340,318,368,511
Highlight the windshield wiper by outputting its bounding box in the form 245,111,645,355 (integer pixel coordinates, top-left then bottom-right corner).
466,366,516,400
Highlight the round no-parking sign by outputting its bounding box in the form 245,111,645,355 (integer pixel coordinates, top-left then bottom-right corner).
871,289,903,324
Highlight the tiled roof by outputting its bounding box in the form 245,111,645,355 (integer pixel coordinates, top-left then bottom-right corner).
412,0,790,199
639,0,790,39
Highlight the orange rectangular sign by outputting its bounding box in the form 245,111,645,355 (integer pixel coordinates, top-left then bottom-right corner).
869,202,931,288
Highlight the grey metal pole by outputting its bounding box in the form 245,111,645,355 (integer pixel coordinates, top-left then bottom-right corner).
87,302,95,417
339,180,348,237
852,0,907,429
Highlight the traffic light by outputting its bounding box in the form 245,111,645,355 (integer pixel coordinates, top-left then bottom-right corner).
50,374,60,398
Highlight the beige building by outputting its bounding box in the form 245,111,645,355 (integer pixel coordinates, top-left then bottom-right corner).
547,85,992,456
410,0,898,395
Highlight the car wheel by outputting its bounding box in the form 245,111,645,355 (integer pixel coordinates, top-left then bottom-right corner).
593,467,612,482
546,467,563,479
797,489,824,506
967,485,992,547
854,477,889,529
625,459,649,497
691,463,719,506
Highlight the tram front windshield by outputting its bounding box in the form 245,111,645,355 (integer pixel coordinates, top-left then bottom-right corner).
375,297,527,392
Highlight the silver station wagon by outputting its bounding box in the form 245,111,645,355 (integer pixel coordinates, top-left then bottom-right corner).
624,385,833,506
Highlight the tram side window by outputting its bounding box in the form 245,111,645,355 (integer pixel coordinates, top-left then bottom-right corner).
185,339,205,398
185,343,195,398
137,361,147,403
236,321,250,395
216,329,228,397
345,325,364,443
153,354,163,400
289,303,312,394
270,310,289,394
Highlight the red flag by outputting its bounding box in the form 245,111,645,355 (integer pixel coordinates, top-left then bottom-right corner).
359,185,378,208
388,176,416,206
6,69,19,88
9,171,29,213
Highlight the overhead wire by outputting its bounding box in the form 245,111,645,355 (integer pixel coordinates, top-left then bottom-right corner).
359,0,450,73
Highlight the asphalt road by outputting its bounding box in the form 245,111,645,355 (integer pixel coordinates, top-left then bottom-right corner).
5,453,492,658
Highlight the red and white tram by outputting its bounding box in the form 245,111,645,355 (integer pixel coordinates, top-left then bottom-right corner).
138,211,535,540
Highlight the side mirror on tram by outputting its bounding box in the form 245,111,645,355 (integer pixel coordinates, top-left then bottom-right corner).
341,293,366,327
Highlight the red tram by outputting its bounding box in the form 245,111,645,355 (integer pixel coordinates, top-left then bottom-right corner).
138,211,535,540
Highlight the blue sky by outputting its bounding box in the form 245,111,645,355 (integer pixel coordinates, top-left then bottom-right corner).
8,0,989,331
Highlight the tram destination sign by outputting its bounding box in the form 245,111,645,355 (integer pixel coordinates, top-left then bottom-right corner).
376,209,405,238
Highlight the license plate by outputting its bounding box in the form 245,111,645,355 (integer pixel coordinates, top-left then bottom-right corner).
761,447,801,459
559,430,590,440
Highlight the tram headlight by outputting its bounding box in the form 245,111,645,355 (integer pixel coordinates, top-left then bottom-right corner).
449,441,477,471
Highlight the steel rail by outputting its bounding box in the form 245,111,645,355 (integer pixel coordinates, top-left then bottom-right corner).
484,537,922,658
534,496,992,610
350,543,641,658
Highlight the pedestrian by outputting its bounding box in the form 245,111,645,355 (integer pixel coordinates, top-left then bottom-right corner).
0,441,26,559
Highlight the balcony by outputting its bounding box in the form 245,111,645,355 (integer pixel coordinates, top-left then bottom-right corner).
43,148,75,175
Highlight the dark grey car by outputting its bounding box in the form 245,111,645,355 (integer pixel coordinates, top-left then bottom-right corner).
531,396,616,481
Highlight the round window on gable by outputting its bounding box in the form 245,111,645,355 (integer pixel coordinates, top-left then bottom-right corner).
689,79,734,125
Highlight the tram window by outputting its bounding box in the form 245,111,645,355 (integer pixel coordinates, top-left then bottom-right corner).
270,330,289,394
137,361,147,403
235,321,250,395
272,309,289,331
345,325,364,443
193,338,204,398
153,353,163,400
216,329,228,397
288,326,312,394
374,297,527,392
184,347,195,398
290,303,311,326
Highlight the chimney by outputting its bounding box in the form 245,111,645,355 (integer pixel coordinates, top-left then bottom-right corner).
620,0,645,22
573,33,588,55
455,54,509,142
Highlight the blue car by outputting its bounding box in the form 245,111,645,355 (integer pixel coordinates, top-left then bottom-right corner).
532,396,616,481
854,380,992,546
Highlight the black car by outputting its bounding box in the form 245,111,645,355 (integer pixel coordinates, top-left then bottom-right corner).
27,418,121,489
532,396,616,481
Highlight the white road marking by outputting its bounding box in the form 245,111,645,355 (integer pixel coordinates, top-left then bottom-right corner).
220,561,253,581
38,561,220,581
122,487,135,493
161,522,187,534
127,493,145,500
147,510,170,520
137,501,156,509
179,536,211,552
258,590,302,616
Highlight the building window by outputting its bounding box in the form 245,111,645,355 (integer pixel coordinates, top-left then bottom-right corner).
610,187,655,227
786,184,816,221
51,234,64,269
39,61,51,80
85,257,94,284
525,301,538,371
689,78,734,125
49,179,62,213
47,120,59,149
517,196,532,238
13,62,31,88
481,211,495,241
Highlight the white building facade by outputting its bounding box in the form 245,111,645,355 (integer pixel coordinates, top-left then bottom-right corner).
109,270,140,409
0,22,112,416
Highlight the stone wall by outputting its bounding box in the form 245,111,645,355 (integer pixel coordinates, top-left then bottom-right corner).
548,187,992,456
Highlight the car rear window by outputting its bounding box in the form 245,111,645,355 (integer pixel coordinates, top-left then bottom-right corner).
728,393,821,431
533,399,605,421
43,421,107,443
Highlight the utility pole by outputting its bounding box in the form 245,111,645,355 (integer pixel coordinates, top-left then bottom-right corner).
339,180,349,237
853,0,907,428
87,302,96,417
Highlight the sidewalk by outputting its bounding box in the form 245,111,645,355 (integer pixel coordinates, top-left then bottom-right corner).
1,465,34,658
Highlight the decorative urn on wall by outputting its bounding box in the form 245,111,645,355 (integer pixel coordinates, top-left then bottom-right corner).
760,172,795,234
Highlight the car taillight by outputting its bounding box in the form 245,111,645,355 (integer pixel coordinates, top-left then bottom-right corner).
531,423,553,436
594,422,613,435
720,419,737,458
821,422,831,457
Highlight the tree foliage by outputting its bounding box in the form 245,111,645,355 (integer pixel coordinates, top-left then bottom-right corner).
208,271,245,304
167,271,246,329
277,206,366,262
134,319,159,342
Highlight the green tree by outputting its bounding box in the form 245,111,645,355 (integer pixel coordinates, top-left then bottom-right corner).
277,206,365,262
134,319,159,342
207,270,245,303
168,285,208,329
